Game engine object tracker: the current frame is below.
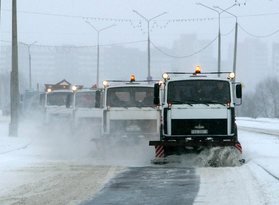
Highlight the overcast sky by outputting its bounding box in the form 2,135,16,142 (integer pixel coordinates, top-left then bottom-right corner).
1,0,279,52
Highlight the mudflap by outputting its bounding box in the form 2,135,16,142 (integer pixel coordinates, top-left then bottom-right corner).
151,145,183,164
91,138,103,151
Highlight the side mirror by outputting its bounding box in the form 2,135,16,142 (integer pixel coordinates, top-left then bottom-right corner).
95,90,101,108
236,84,242,99
154,83,160,105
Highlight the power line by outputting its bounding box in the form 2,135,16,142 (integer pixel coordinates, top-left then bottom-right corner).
5,8,279,22
221,26,236,36
0,39,147,48
238,23,279,38
99,40,146,47
150,36,218,58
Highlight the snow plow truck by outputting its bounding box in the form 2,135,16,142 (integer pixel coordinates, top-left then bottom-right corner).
98,75,161,146
150,66,244,166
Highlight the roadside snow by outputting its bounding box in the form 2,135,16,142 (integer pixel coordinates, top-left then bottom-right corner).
0,116,126,205
193,118,279,205
195,165,266,205
0,162,124,205
1,116,279,204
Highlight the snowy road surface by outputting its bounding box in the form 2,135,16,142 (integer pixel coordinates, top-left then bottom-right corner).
81,167,199,205
0,116,279,204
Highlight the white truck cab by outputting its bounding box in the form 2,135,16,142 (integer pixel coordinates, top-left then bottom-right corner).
40,79,75,125
150,67,243,162
101,76,161,140
69,87,104,137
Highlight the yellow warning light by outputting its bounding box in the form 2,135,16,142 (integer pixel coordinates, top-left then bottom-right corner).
131,75,135,82
62,85,66,89
195,66,201,73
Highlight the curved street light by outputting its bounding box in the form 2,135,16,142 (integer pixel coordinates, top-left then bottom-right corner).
20,41,37,89
86,21,116,87
214,6,238,82
196,3,236,76
133,10,167,79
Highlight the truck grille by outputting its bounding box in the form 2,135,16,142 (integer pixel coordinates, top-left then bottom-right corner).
110,120,157,134
171,119,227,135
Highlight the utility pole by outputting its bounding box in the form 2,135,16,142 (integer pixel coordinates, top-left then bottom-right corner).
133,10,167,80
9,0,19,137
214,6,238,83
86,21,116,87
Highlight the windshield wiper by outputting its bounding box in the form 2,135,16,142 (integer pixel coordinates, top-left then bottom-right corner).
202,101,227,106
171,100,193,106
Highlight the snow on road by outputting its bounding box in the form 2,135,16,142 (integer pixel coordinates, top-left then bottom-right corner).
0,116,126,205
0,116,279,204
194,118,279,205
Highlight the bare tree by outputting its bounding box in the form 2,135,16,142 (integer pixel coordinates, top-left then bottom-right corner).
238,76,279,119
264,77,279,118
237,92,258,118
254,81,270,117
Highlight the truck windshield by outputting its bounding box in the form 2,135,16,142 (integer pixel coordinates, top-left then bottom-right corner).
47,92,72,106
75,92,95,108
167,80,230,104
107,87,154,107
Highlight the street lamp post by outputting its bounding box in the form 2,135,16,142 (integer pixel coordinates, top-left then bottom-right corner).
20,41,37,89
10,0,19,137
196,3,236,76
86,21,116,87
214,6,238,82
133,10,167,79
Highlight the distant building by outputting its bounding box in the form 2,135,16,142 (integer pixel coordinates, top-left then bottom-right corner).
228,38,270,92
0,37,274,96
103,46,146,81
171,34,216,72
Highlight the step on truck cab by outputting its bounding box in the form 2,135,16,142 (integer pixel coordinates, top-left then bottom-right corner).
150,67,243,164
101,75,161,143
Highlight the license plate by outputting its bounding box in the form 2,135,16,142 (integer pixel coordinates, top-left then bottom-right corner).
126,125,140,131
191,129,208,134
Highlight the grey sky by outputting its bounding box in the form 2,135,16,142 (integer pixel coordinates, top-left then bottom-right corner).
1,0,279,52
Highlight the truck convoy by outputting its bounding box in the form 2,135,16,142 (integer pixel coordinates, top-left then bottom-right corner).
37,69,244,166
150,67,243,166
100,75,161,145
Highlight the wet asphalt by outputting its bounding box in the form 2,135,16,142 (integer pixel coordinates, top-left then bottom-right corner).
79,166,200,205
